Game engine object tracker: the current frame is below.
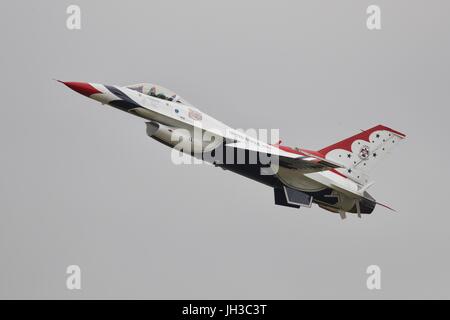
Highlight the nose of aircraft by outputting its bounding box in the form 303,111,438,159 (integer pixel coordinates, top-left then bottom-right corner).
59,81,102,97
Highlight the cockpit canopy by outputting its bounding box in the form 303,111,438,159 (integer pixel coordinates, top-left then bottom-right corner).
126,83,192,106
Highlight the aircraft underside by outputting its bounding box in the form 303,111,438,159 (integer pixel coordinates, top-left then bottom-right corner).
220,161,376,215
150,132,377,215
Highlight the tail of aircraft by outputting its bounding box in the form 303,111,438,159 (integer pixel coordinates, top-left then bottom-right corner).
318,125,406,185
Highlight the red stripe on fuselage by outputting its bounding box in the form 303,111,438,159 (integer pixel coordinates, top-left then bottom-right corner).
277,146,326,158
329,169,348,179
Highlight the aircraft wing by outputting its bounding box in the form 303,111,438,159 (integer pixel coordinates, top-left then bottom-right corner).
225,141,343,173
279,155,342,172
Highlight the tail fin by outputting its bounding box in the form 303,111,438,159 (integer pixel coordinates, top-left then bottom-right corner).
318,125,406,185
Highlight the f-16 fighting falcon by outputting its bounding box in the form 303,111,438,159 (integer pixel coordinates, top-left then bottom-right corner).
60,81,405,219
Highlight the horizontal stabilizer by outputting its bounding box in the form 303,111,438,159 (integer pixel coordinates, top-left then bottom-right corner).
375,201,397,212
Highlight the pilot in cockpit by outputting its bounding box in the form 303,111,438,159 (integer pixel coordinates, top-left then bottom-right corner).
146,85,182,103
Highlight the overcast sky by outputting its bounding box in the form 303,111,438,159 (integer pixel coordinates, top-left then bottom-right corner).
1,0,449,299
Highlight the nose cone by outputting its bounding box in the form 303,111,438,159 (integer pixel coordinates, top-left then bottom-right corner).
59,81,102,97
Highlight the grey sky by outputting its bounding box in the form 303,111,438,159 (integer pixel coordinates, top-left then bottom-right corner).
0,0,449,299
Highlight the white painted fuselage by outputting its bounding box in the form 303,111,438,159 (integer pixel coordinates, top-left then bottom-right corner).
61,81,406,217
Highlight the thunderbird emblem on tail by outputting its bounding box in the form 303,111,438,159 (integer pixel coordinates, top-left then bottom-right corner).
359,145,370,160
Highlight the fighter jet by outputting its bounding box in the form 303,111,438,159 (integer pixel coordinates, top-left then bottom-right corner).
60,81,406,218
